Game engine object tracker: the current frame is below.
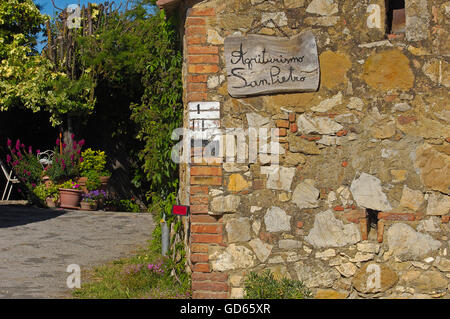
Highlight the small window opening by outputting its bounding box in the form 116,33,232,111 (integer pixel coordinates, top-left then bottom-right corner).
386,0,406,35
366,209,380,241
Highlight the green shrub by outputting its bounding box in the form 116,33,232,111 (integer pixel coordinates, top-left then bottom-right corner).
33,182,59,205
80,148,109,176
105,198,141,212
84,170,102,191
243,270,311,299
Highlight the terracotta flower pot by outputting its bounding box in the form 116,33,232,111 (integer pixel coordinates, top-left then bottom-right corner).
76,177,88,194
100,176,110,190
80,200,98,211
59,188,83,210
42,175,52,188
46,197,58,208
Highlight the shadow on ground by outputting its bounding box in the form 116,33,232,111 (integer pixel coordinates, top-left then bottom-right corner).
0,205,68,228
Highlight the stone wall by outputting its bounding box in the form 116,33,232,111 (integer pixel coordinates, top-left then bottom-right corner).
179,0,450,299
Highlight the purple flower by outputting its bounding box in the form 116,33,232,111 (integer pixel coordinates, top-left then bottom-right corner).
7,138,11,147
78,139,85,147
11,149,15,154
71,133,75,140
36,149,40,154
6,154,11,163
28,146,32,154
56,138,60,146
15,139,20,151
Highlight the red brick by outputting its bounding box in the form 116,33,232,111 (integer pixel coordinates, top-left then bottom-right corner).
377,220,384,243
190,196,209,205
190,157,222,166
191,166,222,176
192,281,228,292
442,215,450,223
191,253,209,263
190,205,208,214
378,212,415,221
191,233,223,244
187,92,207,102
188,46,219,55
276,128,287,137
341,209,366,223
191,176,222,186
360,218,368,241
191,186,209,195
188,64,220,74
191,263,210,273
192,272,228,282
191,243,209,253
336,129,348,137
192,291,228,299
290,123,298,133
190,8,215,16
187,82,207,93
334,205,345,211
445,137,450,143
187,74,208,83
191,224,222,234
289,112,296,123
187,35,207,45
342,161,349,167
188,55,220,64
186,17,206,26
296,221,304,228
185,26,207,37
191,215,219,224
275,119,290,128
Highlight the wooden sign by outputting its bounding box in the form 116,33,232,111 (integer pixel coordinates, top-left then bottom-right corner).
224,31,319,98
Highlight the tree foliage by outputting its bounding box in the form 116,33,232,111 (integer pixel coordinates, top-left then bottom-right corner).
0,0,95,126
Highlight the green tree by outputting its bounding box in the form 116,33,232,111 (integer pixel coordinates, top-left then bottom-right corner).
0,0,95,126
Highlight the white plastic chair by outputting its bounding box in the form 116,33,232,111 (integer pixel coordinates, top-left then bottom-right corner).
37,150,54,168
0,159,19,201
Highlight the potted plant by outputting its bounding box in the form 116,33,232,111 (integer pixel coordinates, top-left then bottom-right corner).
33,182,60,208
78,148,111,191
80,192,98,211
46,135,84,184
80,189,107,211
58,180,83,209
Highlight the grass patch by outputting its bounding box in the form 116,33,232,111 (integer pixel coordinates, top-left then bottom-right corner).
72,245,191,299
243,270,312,299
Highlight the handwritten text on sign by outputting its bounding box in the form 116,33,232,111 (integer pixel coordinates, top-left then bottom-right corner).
224,32,320,98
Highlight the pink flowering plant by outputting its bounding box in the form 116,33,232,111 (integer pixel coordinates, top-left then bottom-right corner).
6,138,43,191
46,134,85,183
58,179,81,190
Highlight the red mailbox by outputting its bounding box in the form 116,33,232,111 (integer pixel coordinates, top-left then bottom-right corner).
172,205,190,216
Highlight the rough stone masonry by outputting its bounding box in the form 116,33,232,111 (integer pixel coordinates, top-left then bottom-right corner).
158,0,450,299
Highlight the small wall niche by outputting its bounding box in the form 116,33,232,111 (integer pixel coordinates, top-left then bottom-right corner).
385,0,406,35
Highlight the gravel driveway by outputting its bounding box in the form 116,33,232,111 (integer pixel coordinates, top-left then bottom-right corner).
0,205,154,298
